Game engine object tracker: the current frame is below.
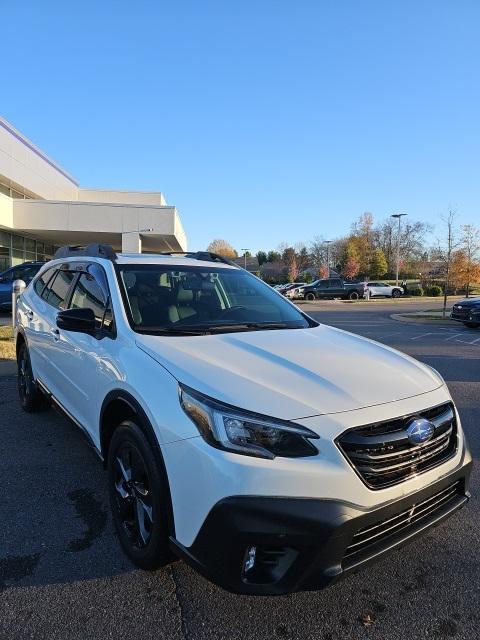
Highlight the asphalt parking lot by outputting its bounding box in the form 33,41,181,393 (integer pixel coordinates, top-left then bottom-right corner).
0,299,478,640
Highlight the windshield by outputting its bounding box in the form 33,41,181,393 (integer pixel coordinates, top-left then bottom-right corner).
118,265,315,334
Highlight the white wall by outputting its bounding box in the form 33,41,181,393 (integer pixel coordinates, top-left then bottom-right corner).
0,192,13,229
79,189,167,206
0,118,78,201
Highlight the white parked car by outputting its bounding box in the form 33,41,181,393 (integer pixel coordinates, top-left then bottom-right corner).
284,282,307,298
367,281,404,298
15,245,471,595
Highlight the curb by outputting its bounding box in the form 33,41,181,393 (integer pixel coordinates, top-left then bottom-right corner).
390,314,454,326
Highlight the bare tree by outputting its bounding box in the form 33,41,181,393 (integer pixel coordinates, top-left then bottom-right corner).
438,209,459,318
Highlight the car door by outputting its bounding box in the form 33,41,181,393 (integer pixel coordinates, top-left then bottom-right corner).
52,263,116,437
25,266,77,397
376,282,391,296
328,278,344,297
367,282,381,296
315,280,329,298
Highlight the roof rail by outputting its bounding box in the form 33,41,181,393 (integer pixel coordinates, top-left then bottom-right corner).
53,243,118,261
159,251,240,267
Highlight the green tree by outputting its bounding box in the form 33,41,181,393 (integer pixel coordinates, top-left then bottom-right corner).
369,248,388,277
256,251,267,266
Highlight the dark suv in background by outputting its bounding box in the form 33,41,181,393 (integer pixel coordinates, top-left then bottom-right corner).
301,278,367,301
0,262,44,311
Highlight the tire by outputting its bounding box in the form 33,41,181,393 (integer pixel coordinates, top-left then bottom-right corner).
17,342,47,413
348,291,359,300
464,322,479,329
305,292,316,302
392,289,402,298
108,420,174,570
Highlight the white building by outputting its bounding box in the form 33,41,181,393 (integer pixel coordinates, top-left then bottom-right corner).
0,117,187,271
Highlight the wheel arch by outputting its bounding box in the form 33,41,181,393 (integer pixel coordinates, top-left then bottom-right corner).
15,326,27,359
100,389,176,536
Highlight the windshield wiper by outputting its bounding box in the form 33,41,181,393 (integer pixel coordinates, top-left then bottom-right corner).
134,327,208,336
199,322,295,333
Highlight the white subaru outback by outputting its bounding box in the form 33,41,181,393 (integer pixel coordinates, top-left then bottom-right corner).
15,244,471,595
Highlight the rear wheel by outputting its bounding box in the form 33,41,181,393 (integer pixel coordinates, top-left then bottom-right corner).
108,421,173,570
17,342,46,413
348,291,359,300
464,322,479,329
305,292,316,302
392,288,402,298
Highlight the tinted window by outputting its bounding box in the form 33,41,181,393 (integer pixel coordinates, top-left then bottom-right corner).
34,267,56,295
317,280,328,289
329,279,342,288
70,269,111,330
44,270,75,309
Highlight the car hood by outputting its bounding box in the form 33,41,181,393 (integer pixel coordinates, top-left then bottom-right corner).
135,325,443,420
454,298,480,308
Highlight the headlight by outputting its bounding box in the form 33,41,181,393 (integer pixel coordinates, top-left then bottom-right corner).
179,385,319,459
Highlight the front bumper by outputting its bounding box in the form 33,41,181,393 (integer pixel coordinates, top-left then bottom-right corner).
170,459,471,595
451,309,480,324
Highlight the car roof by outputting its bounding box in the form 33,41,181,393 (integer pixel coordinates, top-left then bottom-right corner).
45,254,240,270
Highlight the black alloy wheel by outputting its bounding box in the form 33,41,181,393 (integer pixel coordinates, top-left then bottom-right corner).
348,291,359,300
108,421,173,569
392,288,402,298
305,292,316,302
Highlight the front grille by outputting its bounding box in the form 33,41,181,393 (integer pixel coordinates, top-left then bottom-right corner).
344,481,462,563
336,402,457,489
451,306,469,318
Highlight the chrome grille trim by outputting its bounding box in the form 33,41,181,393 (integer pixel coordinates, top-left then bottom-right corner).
336,402,458,489
344,481,461,559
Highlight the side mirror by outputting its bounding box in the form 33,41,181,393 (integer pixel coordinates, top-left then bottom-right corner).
57,308,96,334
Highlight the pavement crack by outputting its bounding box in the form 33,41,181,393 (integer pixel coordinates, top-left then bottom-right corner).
168,564,190,640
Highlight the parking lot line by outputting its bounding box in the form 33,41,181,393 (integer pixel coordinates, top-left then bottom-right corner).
410,332,437,340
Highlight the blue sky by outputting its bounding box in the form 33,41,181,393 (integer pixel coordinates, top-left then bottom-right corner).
2,1,479,253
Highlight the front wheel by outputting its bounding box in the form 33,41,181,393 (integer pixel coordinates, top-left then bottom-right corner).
464,322,479,329
305,292,316,302
348,291,359,300
108,421,173,570
392,288,402,298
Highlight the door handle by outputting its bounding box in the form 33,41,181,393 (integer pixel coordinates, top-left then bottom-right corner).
50,328,60,341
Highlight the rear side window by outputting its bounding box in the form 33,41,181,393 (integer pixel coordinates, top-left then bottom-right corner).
43,270,75,309
34,267,56,296
329,279,342,287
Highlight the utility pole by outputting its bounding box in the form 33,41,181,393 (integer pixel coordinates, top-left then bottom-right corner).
323,240,333,276
391,214,407,285
241,249,249,270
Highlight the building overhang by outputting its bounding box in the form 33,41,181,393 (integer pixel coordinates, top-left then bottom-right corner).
10,199,187,252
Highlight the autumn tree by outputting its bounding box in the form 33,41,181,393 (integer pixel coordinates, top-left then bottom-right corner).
287,254,299,282
369,248,388,278
206,239,238,258
438,209,459,318
461,224,480,297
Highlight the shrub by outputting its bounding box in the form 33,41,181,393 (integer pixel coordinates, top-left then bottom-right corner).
425,285,442,297
409,287,424,296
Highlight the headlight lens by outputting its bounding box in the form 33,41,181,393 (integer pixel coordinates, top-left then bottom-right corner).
179,385,319,459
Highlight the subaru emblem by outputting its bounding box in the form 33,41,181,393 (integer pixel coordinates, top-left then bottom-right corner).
406,418,434,445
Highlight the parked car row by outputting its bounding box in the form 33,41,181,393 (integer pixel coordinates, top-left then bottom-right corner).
277,279,404,301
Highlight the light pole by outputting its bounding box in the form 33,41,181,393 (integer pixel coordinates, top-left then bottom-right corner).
241,248,249,270
391,214,407,285
323,240,333,275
